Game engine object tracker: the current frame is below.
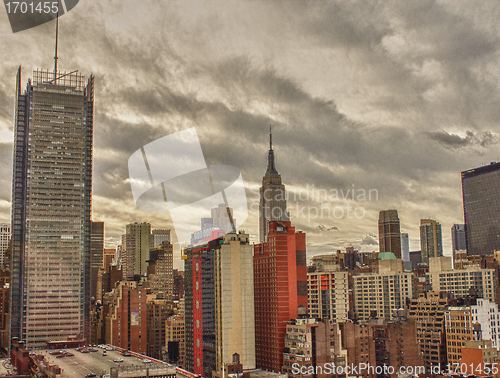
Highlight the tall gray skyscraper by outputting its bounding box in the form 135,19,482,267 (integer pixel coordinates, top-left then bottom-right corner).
378,209,401,258
11,67,94,347
462,162,500,256
259,127,289,243
420,219,443,265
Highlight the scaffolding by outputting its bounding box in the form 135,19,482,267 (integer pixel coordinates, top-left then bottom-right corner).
32,69,85,91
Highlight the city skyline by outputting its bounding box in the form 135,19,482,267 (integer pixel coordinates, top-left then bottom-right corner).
2,2,500,269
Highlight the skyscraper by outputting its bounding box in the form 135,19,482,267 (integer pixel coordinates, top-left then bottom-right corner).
378,209,402,258
420,219,443,265
254,220,307,373
462,162,500,256
259,127,289,243
122,222,154,279
11,67,94,347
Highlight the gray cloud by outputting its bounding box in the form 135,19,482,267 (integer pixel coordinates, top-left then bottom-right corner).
361,235,379,246
1,0,500,264
427,130,498,151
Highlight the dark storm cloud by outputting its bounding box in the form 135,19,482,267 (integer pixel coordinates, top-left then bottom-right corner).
1,0,500,256
427,130,498,151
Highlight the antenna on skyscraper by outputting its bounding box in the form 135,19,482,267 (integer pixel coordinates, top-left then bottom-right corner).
54,11,59,82
270,124,272,150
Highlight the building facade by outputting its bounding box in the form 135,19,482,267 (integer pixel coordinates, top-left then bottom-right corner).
378,210,401,258
0,224,10,268
254,220,308,373
408,292,451,370
462,162,500,256
122,222,154,279
10,68,94,347
152,229,170,248
282,318,346,378
90,221,104,300
147,241,174,300
353,257,413,322
426,257,496,303
451,224,466,261
307,270,349,324
105,281,147,353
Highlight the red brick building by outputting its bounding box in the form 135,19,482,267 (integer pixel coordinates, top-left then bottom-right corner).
105,281,147,353
254,220,308,373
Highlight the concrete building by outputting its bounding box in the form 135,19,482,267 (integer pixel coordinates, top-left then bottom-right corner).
307,270,349,323
254,221,308,373
10,68,94,347
420,219,443,265
352,255,413,322
445,298,500,365
459,340,500,377
259,127,289,243
147,241,174,300
104,281,147,354
103,248,116,272
282,318,346,378
462,162,500,256
122,222,154,279
408,292,452,370
378,210,401,258
426,256,496,303
214,232,255,372
341,322,376,377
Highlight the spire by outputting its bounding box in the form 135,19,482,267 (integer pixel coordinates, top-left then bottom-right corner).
266,125,278,174
270,124,272,150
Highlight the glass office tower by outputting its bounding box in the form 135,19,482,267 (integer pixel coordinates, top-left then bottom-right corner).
11,68,94,347
462,162,500,256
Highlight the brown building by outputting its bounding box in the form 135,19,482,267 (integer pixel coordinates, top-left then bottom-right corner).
147,294,174,360
341,321,376,377
282,318,346,378
166,315,185,368
103,248,116,271
408,292,451,370
378,210,401,258
147,241,174,299
105,281,147,353
342,316,422,378
173,269,184,300
372,316,423,378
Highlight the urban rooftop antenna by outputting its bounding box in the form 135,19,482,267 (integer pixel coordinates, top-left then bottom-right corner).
54,11,58,82
270,124,272,150
46,11,78,85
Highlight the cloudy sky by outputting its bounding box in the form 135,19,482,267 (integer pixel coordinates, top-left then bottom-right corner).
1,0,500,269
